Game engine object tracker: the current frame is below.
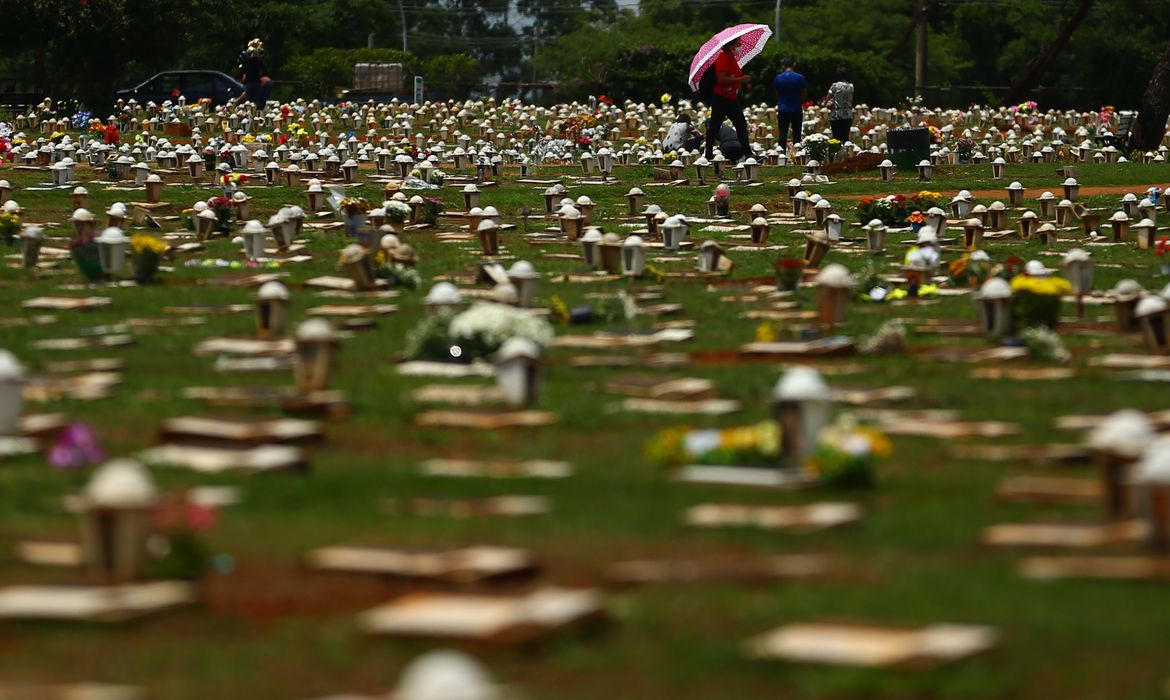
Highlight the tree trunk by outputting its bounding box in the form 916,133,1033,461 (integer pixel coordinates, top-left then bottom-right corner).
1002,0,1093,105
1130,40,1170,151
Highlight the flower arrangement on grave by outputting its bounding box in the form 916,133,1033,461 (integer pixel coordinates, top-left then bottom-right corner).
949,253,994,288
802,133,840,162
340,197,370,215
998,255,1027,280
547,291,638,326
427,168,446,186
713,184,731,216
1157,236,1170,274
774,257,805,291
130,234,168,284
48,422,105,471
755,320,782,342
145,491,216,581
858,320,907,355
927,125,943,144
806,414,891,488
643,262,667,285
1021,326,1071,364
1148,187,1164,206
1012,100,1039,116
221,172,248,187
419,195,444,225
207,196,233,232
645,421,781,469
0,212,19,245
385,200,412,224
405,303,554,362
955,138,976,161
907,210,925,231
69,230,103,282
660,93,672,104
103,124,119,145
856,194,909,226
1097,105,1115,127
0,135,10,161
88,122,106,140
1010,272,1071,329
911,190,944,210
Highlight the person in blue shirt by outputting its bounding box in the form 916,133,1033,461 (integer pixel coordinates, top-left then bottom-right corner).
772,58,806,150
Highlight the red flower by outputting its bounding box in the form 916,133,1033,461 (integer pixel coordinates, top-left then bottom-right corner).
171,88,180,98
1156,236,1170,257
103,124,120,145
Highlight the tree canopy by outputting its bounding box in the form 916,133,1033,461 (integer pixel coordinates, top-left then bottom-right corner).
0,0,1165,110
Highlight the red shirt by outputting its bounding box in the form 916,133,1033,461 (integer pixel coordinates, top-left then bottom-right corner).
713,50,743,101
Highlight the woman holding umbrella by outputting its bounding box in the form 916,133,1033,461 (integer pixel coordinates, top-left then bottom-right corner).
703,36,753,162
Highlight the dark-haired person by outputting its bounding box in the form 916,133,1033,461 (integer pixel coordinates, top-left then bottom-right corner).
827,67,855,143
703,36,752,162
772,57,806,150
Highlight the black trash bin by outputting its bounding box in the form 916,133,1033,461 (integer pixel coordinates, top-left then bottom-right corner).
887,127,931,172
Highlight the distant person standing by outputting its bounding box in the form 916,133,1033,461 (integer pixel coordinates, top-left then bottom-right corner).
827,67,855,142
702,36,752,162
773,58,806,150
238,38,273,108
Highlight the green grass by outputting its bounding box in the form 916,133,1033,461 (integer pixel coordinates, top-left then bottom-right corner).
1,156,1170,699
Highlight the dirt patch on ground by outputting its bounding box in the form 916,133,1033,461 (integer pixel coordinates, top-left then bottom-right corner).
205,560,391,623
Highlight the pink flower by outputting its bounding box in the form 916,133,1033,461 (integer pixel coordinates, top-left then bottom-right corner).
48,422,105,470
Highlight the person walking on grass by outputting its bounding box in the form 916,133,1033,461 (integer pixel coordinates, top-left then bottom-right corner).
703,36,752,162
773,57,806,150
238,38,273,108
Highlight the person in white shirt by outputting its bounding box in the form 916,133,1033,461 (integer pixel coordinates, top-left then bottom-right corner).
826,67,855,143
663,114,700,152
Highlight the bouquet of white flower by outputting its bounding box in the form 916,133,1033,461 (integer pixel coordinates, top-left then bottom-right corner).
449,302,554,356
384,200,412,223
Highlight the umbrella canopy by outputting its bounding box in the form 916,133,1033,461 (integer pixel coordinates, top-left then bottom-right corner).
688,24,773,93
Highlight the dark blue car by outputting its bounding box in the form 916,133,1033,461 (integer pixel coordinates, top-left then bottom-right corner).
115,70,243,107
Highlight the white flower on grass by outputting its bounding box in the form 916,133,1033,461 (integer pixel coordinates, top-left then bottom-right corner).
385,200,412,222
449,302,554,350
1021,326,1071,364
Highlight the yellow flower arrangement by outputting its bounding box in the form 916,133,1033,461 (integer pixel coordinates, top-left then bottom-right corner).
917,190,942,200
130,234,168,255
1010,275,1072,296
755,321,779,342
548,294,571,325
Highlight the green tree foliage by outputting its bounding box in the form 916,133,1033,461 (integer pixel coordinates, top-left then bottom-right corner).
424,54,481,96
283,48,418,99
0,0,1167,110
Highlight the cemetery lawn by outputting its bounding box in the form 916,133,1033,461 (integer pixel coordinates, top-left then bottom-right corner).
2,160,1170,699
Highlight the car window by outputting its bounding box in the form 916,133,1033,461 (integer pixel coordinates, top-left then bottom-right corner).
150,74,182,96
183,74,215,95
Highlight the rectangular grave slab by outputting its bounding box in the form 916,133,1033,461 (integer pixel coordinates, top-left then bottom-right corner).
419,459,572,479
307,545,537,584
24,372,121,401
359,587,604,644
163,304,251,315
740,337,855,358
950,443,1090,463
970,367,1077,380
158,416,322,445
306,304,398,317
829,386,916,405
21,296,111,311
685,502,862,531
385,496,551,518
675,465,813,489
192,337,295,357
617,397,742,415
139,443,307,474
1020,555,1170,581
396,361,495,378
304,276,390,291
410,384,506,406
882,420,1020,439
0,581,197,622
996,476,1102,504
414,410,556,429
32,336,135,351
603,375,716,400
745,622,997,668
568,353,689,369
982,520,1147,548
606,555,830,585
0,683,143,700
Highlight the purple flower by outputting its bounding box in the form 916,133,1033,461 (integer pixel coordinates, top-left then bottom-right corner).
48,422,105,470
